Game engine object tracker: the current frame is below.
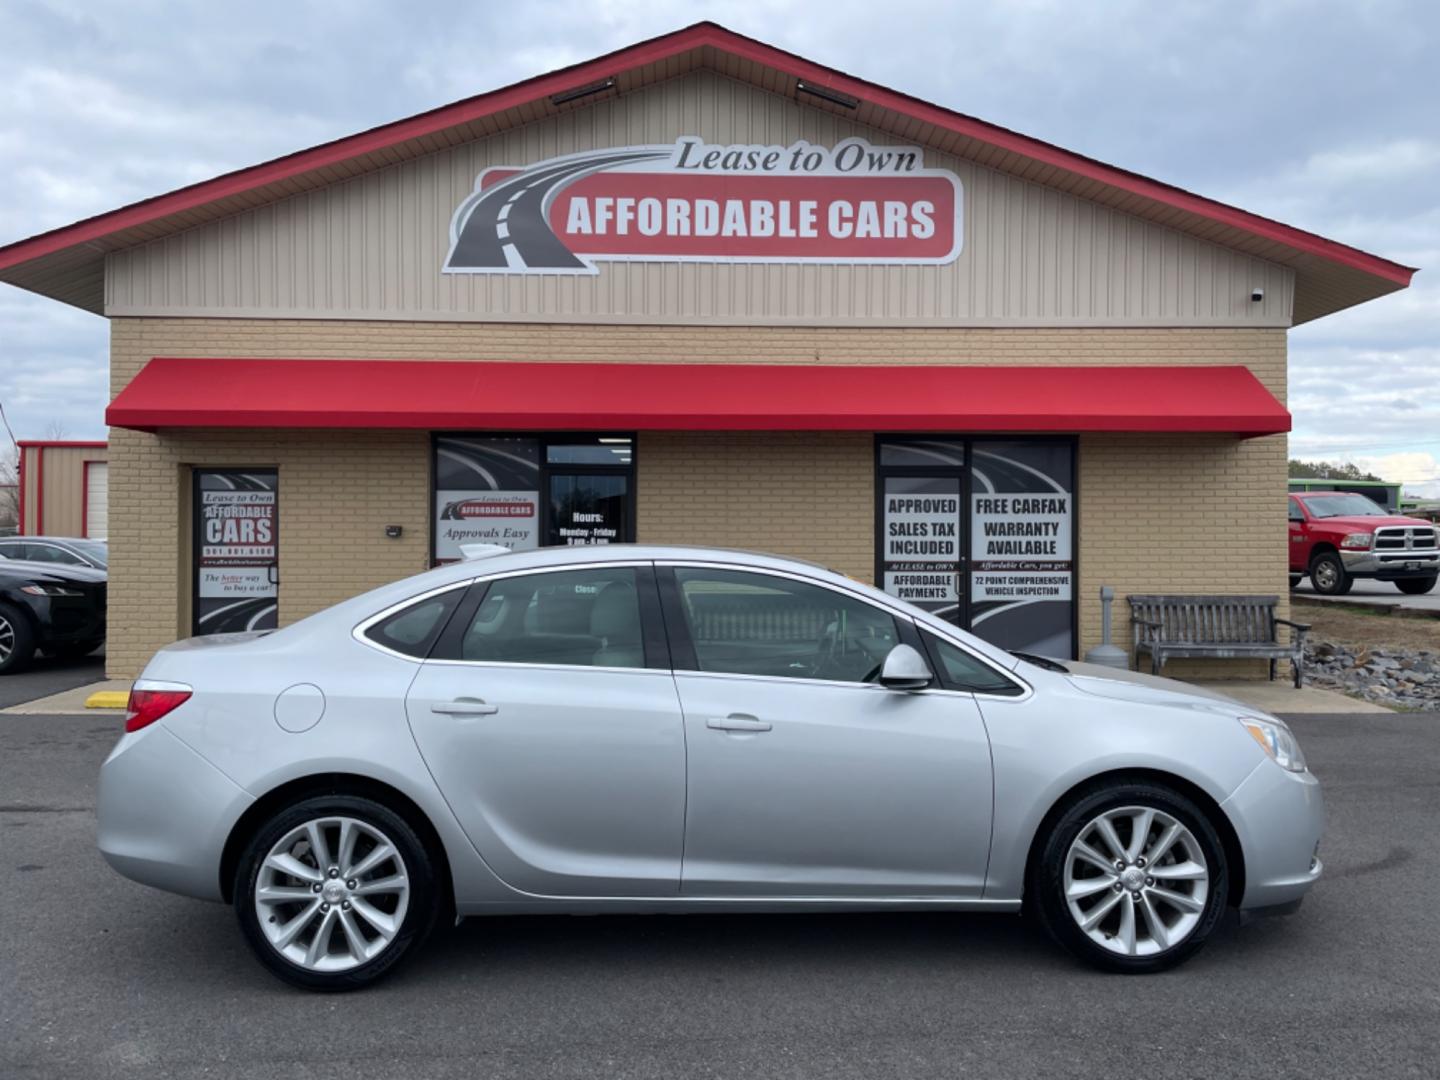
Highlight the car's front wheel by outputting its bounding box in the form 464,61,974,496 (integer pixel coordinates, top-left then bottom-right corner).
1309,551,1352,595
1395,575,1437,595
234,795,440,991
1030,781,1228,973
0,603,37,675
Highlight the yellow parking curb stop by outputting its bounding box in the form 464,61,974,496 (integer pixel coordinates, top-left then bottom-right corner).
85,691,130,710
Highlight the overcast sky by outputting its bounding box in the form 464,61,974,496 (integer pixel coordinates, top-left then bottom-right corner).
2,0,1436,492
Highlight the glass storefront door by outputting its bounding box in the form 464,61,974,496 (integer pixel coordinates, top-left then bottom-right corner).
547,473,630,546
432,434,635,562
192,468,278,635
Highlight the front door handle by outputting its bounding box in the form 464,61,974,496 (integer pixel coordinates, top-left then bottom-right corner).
707,714,772,733
431,698,500,717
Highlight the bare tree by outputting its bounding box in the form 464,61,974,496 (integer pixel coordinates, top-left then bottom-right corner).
0,443,18,535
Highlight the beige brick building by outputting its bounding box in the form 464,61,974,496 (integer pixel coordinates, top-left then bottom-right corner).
0,24,1413,679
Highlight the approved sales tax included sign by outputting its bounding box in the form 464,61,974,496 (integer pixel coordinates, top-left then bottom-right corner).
443,137,963,274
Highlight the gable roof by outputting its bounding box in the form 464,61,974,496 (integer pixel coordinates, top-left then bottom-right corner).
0,21,1415,323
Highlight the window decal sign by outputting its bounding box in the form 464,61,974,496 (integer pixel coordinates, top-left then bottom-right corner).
434,437,541,561
443,137,963,274
968,444,1075,658
193,470,278,635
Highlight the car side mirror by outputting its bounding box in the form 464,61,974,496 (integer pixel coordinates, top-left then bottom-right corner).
879,643,934,691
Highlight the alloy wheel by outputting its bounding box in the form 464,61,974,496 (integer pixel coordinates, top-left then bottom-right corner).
254,816,411,972
0,613,12,664
1063,805,1210,957
1314,560,1338,591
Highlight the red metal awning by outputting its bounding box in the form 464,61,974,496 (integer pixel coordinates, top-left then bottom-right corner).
105,358,1290,436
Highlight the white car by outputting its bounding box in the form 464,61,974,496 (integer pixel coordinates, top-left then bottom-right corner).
98,545,1322,990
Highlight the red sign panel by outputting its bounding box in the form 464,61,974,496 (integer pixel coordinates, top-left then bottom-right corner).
444,137,963,274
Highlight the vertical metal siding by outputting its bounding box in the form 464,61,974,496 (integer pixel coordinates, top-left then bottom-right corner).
105,69,1294,326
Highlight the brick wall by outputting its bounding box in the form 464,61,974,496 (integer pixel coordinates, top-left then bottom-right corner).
106,318,1288,679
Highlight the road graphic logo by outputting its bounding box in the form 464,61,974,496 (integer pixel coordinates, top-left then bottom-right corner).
443,137,964,274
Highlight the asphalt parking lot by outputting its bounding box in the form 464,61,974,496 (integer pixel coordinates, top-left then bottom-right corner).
0,650,106,710
3,710,1437,1080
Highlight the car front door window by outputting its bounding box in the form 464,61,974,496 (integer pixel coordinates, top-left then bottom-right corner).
671,567,899,683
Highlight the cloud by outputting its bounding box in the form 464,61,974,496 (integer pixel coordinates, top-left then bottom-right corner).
1351,452,1440,499
0,0,1436,462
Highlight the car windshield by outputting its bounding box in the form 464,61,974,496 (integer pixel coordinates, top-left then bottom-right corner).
1301,494,1388,518
71,540,108,566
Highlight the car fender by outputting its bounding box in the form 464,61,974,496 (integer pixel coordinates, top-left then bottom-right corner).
978,668,1266,901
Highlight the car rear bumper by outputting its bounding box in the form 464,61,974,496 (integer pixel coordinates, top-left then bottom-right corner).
97,723,253,901
1222,759,1324,911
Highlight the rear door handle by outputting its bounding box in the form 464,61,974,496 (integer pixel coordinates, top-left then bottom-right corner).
707,714,772,733
431,698,500,716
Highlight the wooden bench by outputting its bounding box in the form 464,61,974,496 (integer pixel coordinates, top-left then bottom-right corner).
1128,595,1310,687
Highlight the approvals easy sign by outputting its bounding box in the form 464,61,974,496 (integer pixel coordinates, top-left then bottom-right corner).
443,137,963,274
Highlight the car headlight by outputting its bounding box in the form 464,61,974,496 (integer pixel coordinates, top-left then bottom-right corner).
1240,716,1307,772
1340,532,1372,550
20,584,82,597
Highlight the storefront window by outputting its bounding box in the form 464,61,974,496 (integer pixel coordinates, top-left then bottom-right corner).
433,434,635,563
876,437,1075,659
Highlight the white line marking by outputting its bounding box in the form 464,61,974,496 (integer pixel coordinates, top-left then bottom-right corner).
501,243,526,269
497,203,512,221
495,222,510,240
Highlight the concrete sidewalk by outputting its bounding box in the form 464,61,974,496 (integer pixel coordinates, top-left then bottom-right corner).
1182,678,1390,714
2,679,130,715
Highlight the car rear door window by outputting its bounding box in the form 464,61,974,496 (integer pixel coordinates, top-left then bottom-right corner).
454,567,646,669
670,567,899,683
364,588,464,658
919,628,1024,696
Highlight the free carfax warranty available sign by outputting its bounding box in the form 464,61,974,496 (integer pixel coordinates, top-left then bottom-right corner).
443,137,964,274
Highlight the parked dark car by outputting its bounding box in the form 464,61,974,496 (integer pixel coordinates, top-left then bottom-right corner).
0,536,108,569
0,559,107,674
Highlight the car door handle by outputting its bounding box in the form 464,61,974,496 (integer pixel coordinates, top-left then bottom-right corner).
707,714,772,732
431,699,500,717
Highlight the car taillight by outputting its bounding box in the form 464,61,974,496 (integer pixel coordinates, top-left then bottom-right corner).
124,688,193,733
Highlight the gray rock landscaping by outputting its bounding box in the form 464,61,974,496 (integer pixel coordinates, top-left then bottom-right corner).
1303,640,1440,710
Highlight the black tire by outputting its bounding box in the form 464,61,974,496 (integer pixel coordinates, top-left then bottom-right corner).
1396,576,1437,596
1029,780,1229,974
1288,574,1302,590
234,794,441,991
0,603,37,675
1309,551,1352,596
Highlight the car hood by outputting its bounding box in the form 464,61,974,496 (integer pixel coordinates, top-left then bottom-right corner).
0,559,107,585
1060,660,1259,717
1304,514,1432,530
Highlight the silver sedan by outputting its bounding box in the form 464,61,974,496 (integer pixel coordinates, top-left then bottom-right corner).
97,545,1323,990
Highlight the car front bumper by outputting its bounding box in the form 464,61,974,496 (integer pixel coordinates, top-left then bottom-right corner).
97,723,254,901
1340,549,1439,579
1222,758,1324,913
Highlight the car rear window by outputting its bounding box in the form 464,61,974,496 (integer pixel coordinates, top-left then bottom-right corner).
364,588,464,658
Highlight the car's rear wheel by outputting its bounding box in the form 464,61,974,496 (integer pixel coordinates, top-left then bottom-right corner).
234,795,440,991
1396,575,1437,595
1288,573,1303,589
1030,781,1228,973
1309,551,1352,595
0,603,37,675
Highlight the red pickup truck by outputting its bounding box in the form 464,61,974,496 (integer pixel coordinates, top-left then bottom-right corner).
1289,491,1439,595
